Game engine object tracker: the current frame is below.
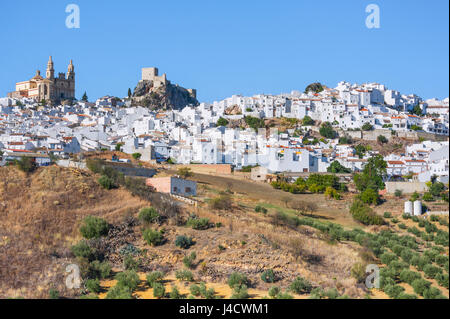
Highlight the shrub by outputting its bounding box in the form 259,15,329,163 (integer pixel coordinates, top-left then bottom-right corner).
268,286,281,298
138,207,160,224
15,157,37,173
422,192,434,202
359,188,380,205
175,270,194,282
115,270,140,291
71,240,95,260
399,269,421,285
85,278,101,294
49,289,59,299
106,285,133,299
383,212,392,218
394,189,403,198
228,272,248,289
230,285,249,299
423,264,442,279
377,135,388,144
132,153,142,160
351,263,366,283
123,255,139,271
169,285,182,299
143,229,164,246
88,260,112,279
380,252,398,265
175,235,194,249
435,273,449,288
261,269,275,283
183,252,197,269
80,216,109,239
350,200,384,225
153,283,166,299
255,205,268,214
397,292,418,299
146,271,165,287
98,175,115,189
289,276,312,294
411,279,431,296
384,284,405,299
186,217,210,230
209,195,233,210
423,287,444,299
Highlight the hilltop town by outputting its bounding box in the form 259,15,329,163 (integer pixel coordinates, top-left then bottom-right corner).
0,62,448,185
0,60,449,300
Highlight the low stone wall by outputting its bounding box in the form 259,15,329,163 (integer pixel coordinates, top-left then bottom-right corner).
57,160,87,170
184,164,232,175
385,181,428,194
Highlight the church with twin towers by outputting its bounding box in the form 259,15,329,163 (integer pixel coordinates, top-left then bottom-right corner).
9,56,75,105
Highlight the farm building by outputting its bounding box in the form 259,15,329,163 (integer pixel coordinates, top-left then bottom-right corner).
146,176,197,197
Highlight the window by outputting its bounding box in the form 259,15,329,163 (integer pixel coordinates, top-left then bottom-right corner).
173,187,178,193
185,187,192,193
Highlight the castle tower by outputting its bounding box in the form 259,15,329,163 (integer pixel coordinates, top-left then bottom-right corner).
46,56,54,79
67,59,75,80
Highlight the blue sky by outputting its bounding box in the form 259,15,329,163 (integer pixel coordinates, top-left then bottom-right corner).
0,0,448,102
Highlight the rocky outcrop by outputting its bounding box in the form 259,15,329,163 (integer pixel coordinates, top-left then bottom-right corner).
132,80,199,110
224,104,242,115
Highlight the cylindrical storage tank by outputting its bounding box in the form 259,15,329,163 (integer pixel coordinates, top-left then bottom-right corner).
413,200,422,216
404,201,413,215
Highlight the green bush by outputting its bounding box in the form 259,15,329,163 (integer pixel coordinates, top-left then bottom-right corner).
152,282,166,298
146,271,165,287
422,192,435,202
105,285,133,299
423,287,445,299
186,217,210,230
435,273,449,288
228,272,249,289
115,270,140,291
49,289,59,299
123,255,139,271
394,189,403,198
80,216,109,239
383,212,392,218
175,235,194,249
138,207,160,224
88,260,112,279
175,270,194,282
15,157,37,173
350,200,384,225
230,284,250,299
384,284,405,299
143,229,164,246
85,278,101,294
359,188,380,205
255,205,268,214
183,252,197,269
423,264,442,279
411,278,431,296
71,240,95,260
169,285,182,299
98,175,115,189
268,286,281,298
289,276,312,294
399,269,421,285
261,269,275,283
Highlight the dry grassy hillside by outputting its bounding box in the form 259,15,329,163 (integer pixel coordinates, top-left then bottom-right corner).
0,165,369,299
0,166,147,298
